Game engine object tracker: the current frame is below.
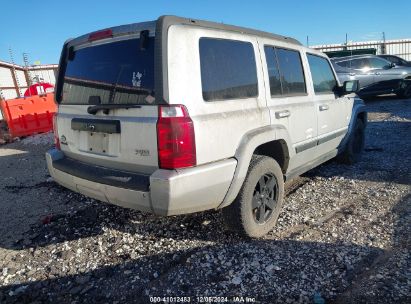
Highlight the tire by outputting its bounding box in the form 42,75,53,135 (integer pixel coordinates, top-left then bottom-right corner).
338,118,365,165
396,81,411,99
222,155,284,238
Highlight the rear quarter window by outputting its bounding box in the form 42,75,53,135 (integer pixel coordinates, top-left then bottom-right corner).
199,38,258,101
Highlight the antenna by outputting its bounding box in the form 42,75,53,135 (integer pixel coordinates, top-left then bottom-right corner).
23,53,32,96
8,47,22,97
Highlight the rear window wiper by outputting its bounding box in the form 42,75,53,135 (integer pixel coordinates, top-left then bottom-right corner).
87,104,142,115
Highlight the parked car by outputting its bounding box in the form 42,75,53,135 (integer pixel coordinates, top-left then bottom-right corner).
47,16,366,237
331,55,411,98
377,54,411,67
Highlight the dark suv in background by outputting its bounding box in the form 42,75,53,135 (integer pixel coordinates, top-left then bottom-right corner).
331,55,411,99
378,54,411,67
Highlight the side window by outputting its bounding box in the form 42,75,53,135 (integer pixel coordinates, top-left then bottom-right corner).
350,58,370,70
264,46,282,96
199,38,258,101
336,60,350,68
276,48,306,95
368,58,390,69
307,54,337,94
387,56,400,64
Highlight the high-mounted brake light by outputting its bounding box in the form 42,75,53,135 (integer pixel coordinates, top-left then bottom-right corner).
88,29,113,42
157,105,196,169
53,114,60,150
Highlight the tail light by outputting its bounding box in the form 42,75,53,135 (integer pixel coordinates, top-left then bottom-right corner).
157,105,196,169
88,29,113,42
53,114,60,150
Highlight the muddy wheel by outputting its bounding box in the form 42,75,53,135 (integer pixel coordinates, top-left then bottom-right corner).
339,118,365,165
222,155,284,238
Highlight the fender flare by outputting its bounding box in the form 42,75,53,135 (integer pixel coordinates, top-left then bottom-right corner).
338,97,367,151
218,124,293,209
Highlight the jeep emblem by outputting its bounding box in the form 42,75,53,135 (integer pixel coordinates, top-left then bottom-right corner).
86,124,95,131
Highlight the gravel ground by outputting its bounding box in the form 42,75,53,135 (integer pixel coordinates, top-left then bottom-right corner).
0,96,410,303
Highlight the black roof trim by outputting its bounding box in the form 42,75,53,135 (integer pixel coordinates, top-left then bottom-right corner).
331,54,378,61
157,15,302,46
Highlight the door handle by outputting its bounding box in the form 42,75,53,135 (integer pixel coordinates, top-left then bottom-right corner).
319,104,329,111
375,72,381,75
275,110,290,119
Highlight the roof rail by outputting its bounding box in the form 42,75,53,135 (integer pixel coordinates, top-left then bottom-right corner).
157,15,302,46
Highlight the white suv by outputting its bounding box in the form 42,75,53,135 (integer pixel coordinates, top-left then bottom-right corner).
46,16,366,237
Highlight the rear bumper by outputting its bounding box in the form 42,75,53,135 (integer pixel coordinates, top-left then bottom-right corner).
46,149,237,215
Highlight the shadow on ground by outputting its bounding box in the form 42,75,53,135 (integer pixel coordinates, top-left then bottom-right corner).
0,194,409,303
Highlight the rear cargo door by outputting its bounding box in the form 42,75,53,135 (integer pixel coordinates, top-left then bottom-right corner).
57,35,159,174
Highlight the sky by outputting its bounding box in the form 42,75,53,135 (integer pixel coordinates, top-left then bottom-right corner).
1,0,410,65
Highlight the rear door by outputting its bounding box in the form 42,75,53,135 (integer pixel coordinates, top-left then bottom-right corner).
348,58,375,89
57,34,159,174
260,42,318,170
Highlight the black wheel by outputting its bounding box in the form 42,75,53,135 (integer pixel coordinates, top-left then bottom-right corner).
222,155,284,238
338,118,365,165
396,81,411,99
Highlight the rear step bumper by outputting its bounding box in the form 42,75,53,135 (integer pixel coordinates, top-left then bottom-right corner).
52,157,150,192
46,149,237,215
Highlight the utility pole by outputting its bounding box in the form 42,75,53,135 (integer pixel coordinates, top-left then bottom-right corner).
344,33,348,50
8,47,22,98
381,32,387,54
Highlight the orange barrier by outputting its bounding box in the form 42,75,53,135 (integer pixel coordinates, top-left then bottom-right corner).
0,93,57,140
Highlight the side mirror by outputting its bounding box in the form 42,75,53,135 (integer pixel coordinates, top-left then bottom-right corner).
390,62,396,68
341,80,359,95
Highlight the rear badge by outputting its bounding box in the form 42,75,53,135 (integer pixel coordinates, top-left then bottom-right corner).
135,149,150,156
60,135,67,145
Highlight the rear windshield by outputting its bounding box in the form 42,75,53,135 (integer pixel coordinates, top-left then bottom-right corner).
61,37,156,105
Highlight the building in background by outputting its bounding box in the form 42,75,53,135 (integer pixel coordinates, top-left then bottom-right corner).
311,38,411,60
0,60,57,100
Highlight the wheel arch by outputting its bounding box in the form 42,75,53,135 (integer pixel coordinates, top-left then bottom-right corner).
218,125,293,209
338,97,367,153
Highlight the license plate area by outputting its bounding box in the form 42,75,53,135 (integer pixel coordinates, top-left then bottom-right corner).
71,118,121,156
71,118,121,133
88,132,109,154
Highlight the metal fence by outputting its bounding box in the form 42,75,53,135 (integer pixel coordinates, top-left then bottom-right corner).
0,61,58,100
311,39,411,60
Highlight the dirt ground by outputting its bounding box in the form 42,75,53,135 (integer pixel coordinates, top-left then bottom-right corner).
0,96,410,303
